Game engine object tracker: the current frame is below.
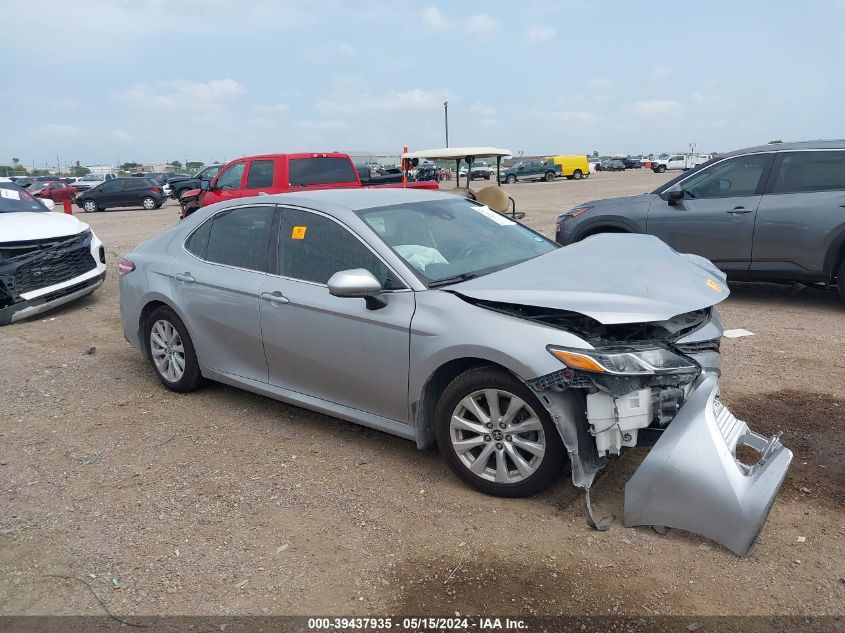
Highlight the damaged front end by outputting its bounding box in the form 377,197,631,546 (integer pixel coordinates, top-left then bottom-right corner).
504,302,792,556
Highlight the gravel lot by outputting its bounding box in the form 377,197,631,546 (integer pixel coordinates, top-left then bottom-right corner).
1,170,843,617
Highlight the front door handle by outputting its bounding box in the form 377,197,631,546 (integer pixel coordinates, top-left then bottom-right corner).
174,272,195,283
260,291,290,305
726,207,753,214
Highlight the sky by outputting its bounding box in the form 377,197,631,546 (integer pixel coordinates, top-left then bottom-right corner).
1,0,843,167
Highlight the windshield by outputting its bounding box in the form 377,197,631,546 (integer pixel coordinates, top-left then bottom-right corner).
0,182,49,213
357,198,557,285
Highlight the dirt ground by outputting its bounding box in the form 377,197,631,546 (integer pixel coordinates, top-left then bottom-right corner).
1,170,843,618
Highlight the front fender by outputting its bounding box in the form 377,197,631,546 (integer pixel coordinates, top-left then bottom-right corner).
408,291,590,404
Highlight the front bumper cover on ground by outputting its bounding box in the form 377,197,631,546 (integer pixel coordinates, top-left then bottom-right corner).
624,374,792,556
537,372,792,556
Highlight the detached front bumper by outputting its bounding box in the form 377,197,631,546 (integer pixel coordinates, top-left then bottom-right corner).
624,374,792,556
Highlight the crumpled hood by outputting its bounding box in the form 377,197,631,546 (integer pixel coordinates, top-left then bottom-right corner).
450,233,729,324
0,212,90,242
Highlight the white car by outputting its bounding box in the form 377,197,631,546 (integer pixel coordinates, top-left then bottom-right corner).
73,173,117,192
0,179,106,325
651,154,712,173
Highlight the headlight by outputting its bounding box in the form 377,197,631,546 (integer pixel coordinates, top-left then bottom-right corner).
547,346,696,376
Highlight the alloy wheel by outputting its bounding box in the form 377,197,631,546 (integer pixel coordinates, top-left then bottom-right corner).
449,388,546,484
150,319,186,383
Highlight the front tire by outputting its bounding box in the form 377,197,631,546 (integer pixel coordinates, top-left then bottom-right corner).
82,199,98,213
141,196,157,210
505,174,517,184
435,367,565,498
657,165,667,173
145,307,203,393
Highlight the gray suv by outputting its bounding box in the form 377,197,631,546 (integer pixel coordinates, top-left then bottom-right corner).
556,141,845,301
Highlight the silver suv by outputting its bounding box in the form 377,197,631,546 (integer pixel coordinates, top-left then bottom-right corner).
557,140,845,301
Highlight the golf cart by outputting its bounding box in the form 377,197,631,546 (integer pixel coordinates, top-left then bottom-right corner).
401,147,523,219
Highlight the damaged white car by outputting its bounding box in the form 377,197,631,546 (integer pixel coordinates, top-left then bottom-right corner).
118,189,791,555
0,178,106,325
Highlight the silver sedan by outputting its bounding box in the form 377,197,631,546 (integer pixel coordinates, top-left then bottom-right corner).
119,188,791,555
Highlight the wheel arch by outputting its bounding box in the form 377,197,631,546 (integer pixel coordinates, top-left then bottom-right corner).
412,356,522,449
822,224,845,280
572,218,640,242
137,296,199,363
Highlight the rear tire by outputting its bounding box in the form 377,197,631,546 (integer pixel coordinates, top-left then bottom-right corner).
435,367,565,498
572,170,583,180
141,196,157,210
145,307,203,393
837,259,845,303
544,171,555,182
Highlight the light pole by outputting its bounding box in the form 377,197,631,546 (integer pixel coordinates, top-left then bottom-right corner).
443,100,449,148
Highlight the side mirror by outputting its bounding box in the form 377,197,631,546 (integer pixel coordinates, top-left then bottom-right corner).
328,268,387,310
665,184,685,206
200,180,210,191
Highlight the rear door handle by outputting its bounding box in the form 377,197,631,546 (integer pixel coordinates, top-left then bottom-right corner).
726,207,753,214
174,272,195,283
260,291,290,305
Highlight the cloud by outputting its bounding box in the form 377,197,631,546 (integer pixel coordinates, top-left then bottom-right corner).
422,6,451,30
35,124,81,136
252,103,292,115
540,111,599,126
627,99,682,116
316,88,445,114
109,130,134,142
465,13,500,40
470,102,497,117
650,64,669,79
525,25,555,42
114,79,246,117
586,77,612,90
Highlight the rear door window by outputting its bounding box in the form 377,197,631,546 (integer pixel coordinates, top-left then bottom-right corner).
215,162,246,190
769,151,845,194
246,160,275,188
288,157,357,186
204,205,274,271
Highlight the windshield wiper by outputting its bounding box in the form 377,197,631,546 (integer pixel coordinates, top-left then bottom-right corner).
427,272,478,289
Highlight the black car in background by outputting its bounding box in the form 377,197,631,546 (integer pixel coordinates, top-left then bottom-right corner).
621,157,643,169
166,165,224,199
596,159,626,172
75,177,166,213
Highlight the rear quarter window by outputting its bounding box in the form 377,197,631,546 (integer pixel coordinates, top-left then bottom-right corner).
288,157,357,186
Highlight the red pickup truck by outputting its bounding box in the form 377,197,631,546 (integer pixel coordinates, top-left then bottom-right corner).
179,152,438,217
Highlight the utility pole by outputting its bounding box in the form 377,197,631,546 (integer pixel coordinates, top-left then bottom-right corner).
443,101,449,148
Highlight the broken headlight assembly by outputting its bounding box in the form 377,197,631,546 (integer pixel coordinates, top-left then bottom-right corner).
547,345,696,376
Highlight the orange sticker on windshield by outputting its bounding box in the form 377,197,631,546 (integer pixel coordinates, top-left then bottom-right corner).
291,226,307,240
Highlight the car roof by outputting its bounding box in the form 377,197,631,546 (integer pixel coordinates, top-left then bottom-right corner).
220,187,461,214
722,139,845,156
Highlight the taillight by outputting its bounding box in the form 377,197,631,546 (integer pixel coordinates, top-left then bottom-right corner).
117,258,135,276
151,186,161,193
